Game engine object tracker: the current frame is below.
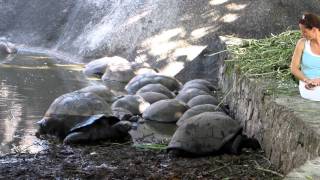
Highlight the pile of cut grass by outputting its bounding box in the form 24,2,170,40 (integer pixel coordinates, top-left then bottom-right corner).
226,30,301,85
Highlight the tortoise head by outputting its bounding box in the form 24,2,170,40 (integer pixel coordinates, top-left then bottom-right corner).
36,116,66,139
112,120,132,133
36,117,50,136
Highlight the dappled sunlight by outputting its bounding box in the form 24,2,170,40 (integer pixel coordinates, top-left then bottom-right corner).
139,102,150,113
18,120,45,153
209,0,229,6
174,112,183,119
21,56,50,60
173,45,207,61
3,107,22,144
0,83,23,144
135,54,148,63
191,26,218,40
0,63,84,71
225,3,247,11
201,10,220,22
141,28,187,58
126,10,151,26
53,64,84,71
220,13,239,23
160,61,185,76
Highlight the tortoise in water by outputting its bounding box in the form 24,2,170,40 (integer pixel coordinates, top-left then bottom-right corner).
176,104,224,126
136,83,175,98
111,95,150,115
36,91,131,144
83,56,132,78
101,58,135,83
83,57,111,78
175,88,209,103
137,92,169,104
125,74,182,94
63,114,132,144
187,94,219,107
142,99,188,123
167,112,260,156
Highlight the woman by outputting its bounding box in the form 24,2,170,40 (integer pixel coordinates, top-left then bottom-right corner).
291,13,320,101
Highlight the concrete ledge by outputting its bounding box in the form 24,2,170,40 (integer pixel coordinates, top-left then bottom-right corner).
220,67,320,176
285,157,320,179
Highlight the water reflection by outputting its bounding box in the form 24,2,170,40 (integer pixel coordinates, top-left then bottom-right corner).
0,54,90,154
130,121,177,145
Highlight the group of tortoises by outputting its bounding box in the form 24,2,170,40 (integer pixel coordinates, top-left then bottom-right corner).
36,56,260,156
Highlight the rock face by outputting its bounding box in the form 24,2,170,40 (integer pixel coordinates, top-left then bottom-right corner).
1,0,320,67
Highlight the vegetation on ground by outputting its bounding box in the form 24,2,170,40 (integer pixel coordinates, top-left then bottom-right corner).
226,30,301,93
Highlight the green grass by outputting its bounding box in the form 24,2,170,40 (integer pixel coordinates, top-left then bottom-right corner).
226,30,301,94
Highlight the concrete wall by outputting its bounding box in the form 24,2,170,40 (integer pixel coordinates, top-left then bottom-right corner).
219,63,320,175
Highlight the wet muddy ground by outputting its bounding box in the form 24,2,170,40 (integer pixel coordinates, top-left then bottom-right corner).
0,140,283,179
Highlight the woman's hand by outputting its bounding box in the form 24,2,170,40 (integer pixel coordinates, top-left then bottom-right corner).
304,79,320,89
312,79,320,86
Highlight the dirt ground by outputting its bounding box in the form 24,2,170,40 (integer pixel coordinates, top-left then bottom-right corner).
0,140,284,180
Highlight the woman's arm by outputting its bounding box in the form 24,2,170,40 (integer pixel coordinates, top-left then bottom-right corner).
290,38,311,83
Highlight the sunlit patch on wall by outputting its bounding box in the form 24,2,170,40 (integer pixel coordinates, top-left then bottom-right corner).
160,61,185,76
173,45,207,61
220,13,239,23
141,28,187,58
191,27,211,39
126,10,151,26
209,0,229,6
226,3,247,11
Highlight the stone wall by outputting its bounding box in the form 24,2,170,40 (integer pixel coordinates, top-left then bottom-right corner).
219,63,320,174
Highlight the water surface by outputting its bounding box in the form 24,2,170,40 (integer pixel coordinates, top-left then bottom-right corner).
0,53,90,154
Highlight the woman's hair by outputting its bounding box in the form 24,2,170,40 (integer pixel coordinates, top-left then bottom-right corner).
299,13,320,29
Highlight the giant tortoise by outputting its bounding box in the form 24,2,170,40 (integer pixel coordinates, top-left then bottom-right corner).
76,84,115,103
175,88,209,103
111,95,150,115
125,74,182,94
136,83,175,98
183,79,217,91
187,94,219,107
167,112,260,156
101,58,135,83
137,92,169,104
176,104,224,126
142,99,188,123
36,91,131,144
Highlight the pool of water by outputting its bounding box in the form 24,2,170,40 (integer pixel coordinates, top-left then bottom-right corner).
0,53,91,154
0,53,177,155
